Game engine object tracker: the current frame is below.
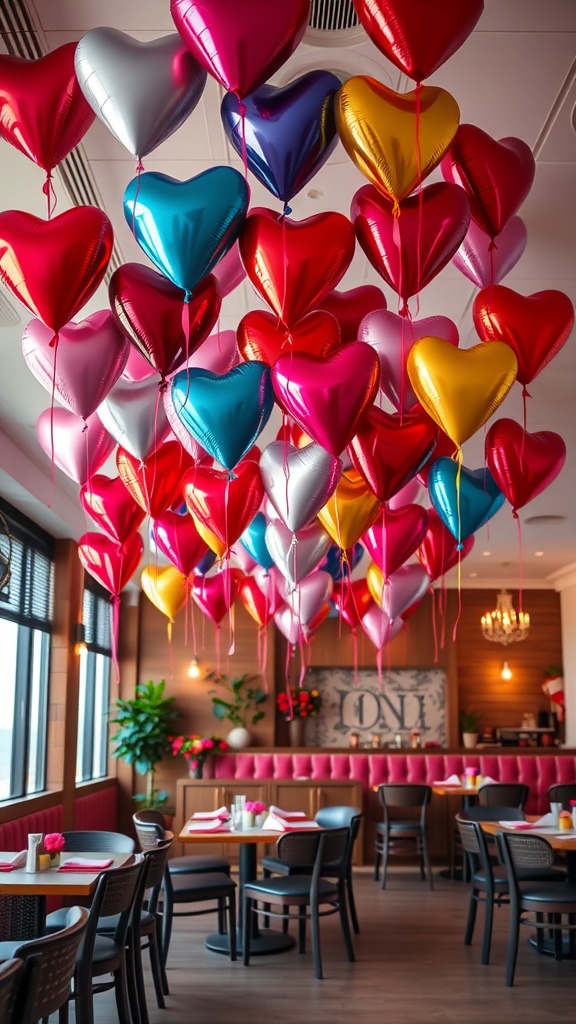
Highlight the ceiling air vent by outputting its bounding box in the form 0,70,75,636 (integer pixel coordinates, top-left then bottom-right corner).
0,291,20,328
309,0,359,32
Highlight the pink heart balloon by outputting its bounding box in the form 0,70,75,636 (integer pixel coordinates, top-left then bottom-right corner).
388,478,424,510
352,182,470,304
272,344,380,457
274,604,308,645
22,311,130,421
80,473,146,544
260,441,342,532
98,376,170,462
452,216,527,289
212,241,246,296
36,408,115,485
361,605,404,651
151,511,209,578
362,506,429,577
78,531,144,598
233,545,258,574
358,309,459,413
283,570,333,627
176,329,239,374
122,345,156,382
265,519,331,589
191,567,243,625
382,564,431,621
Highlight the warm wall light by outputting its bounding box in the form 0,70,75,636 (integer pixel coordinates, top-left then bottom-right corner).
74,623,87,656
501,660,513,681
188,655,201,680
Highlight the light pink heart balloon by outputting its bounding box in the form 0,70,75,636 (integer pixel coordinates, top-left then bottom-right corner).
265,519,331,588
260,441,342,532
22,311,130,420
382,564,431,621
274,604,308,645
36,408,115,485
98,375,170,462
388,477,424,509
452,215,527,288
212,242,246,297
361,606,404,651
233,544,258,574
359,310,459,413
283,569,333,627
175,329,239,374
122,345,156,381
362,505,429,577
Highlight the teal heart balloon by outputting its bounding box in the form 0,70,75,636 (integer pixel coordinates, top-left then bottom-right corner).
171,362,274,470
123,167,249,297
428,456,505,542
240,512,275,570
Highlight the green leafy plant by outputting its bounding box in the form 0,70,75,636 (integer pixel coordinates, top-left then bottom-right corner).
110,679,179,811
459,709,483,734
208,672,267,729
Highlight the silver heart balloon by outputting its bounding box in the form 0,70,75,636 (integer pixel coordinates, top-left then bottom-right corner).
283,570,333,627
97,376,170,462
260,441,342,532
74,29,207,159
265,519,331,589
382,564,431,621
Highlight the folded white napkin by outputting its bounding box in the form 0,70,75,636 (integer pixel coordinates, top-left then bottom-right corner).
192,807,230,821
433,774,461,786
186,820,230,833
268,806,307,820
0,851,27,872
262,812,319,831
59,857,113,871
533,812,557,827
480,776,496,785
498,821,534,830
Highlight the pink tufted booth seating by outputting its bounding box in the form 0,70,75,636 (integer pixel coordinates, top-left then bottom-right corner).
208,751,576,815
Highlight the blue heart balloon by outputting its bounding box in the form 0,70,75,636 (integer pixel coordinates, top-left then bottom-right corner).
239,512,275,570
321,542,365,582
221,71,341,206
195,550,217,576
428,457,505,542
123,167,249,297
171,362,274,471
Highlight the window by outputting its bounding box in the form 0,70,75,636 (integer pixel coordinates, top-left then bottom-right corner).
0,499,54,800
76,584,112,782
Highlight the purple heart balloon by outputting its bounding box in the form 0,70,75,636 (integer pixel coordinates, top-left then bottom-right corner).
22,311,130,420
359,310,459,413
221,70,341,205
98,375,170,462
452,215,527,288
361,606,404,651
36,408,115,485
382,564,431,621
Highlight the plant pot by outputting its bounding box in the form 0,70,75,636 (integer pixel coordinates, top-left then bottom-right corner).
289,717,306,748
49,852,61,868
227,726,251,750
462,732,479,749
189,761,204,779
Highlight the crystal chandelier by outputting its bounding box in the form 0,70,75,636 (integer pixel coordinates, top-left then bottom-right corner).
481,590,530,645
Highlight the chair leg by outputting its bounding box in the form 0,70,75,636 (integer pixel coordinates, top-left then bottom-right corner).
338,885,356,964
464,891,478,946
154,914,169,995
113,962,133,1024
310,896,322,980
346,869,360,935
126,940,144,1024
381,836,389,890
243,895,251,965
74,970,94,1024
298,907,307,954
505,914,520,987
227,895,237,962
148,928,167,1009
481,895,495,966
423,837,434,891
374,844,381,882
161,889,174,968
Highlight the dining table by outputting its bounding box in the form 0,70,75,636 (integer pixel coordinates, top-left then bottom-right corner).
480,818,576,882
0,851,133,941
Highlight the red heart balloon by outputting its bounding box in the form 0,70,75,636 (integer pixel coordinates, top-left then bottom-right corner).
109,264,221,380
237,309,341,364
332,578,373,629
239,207,355,325
417,509,474,581
183,459,264,555
317,286,386,343
473,285,575,387
0,207,113,333
485,418,566,513
117,440,194,519
150,510,209,577
354,0,484,83
272,344,380,457
416,427,457,485
78,531,144,598
239,574,283,629
351,182,470,303
0,43,95,172
191,567,244,624
80,474,146,544
362,505,429,577
348,406,438,502
441,124,535,239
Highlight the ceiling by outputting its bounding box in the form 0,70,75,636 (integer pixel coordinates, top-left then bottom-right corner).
0,0,575,591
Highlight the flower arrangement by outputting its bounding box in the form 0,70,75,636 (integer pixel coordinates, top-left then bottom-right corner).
276,687,322,720
245,800,266,815
43,833,65,853
170,734,228,770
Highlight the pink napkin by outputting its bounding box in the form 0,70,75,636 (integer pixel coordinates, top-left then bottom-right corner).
192,807,230,821
498,821,534,830
0,851,26,872
186,820,230,833
59,857,113,871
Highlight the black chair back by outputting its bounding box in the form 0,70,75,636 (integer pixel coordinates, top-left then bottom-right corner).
133,815,166,852
463,806,524,822
61,830,135,854
547,783,576,810
477,784,529,809
0,959,25,1024
10,906,89,1022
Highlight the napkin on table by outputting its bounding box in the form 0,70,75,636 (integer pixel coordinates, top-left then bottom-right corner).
480,776,496,785
59,857,113,871
432,774,461,786
0,851,26,872
186,820,230,833
192,807,230,821
498,821,535,830
268,806,307,820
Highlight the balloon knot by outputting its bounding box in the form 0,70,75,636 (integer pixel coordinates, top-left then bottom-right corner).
227,470,237,482
456,543,464,551
488,238,496,252
283,204,292,217
512,509,519,520
159,377,168,394
48,332,58,349
42,172,52,195
184,290,192,304
81,421,89,434
522,386,532,399
399,301,410,317
136,159,144,174
392,200,401,218
237,101,247,117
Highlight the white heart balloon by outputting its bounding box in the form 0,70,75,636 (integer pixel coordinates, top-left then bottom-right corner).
382,564,431,621
98,376,170,461
265,520,331,589
283,570,333,626
361,606,404,651
260,441,341,532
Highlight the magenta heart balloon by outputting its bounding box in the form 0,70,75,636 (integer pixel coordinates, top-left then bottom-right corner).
452,216,527,289
358,309,459,413
388,478,424,510
151,510,209,577
191,567,242,624
80,473,146,544
382,564,431,621
265,519,331,589
272,343,380,457
284,570,333,627
22,311,130,420
36,408,115,485
352,181,470,304
361,605,403,651
260,441,342,532
98,376,170,461
362,506,429,577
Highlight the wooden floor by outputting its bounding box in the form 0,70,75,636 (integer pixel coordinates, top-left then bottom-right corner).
91,867,575,1024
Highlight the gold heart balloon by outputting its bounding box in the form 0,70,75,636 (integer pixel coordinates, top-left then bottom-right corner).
318,469,380,550
366,561,385,607
407,337,518,447
336,76,460,206
141,564,188,624
190,518,227,560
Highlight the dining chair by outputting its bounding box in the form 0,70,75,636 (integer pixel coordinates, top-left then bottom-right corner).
0,906,89,1024
496,831,576,986
133,811,231,875
60,830,136,854
261,806,362,934
547,783,576,809
375,784,433,890
0,959,25,1024
477,783,529,808
243,828,355,980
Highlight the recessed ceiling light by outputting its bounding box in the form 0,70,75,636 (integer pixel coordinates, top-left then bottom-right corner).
524,514,566,525
307,188,323,199
534,551,544,557
482,551,491,557
469,572,478,578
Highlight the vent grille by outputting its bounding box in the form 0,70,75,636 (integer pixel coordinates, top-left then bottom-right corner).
0,0,124,279
309,0,359,31
0,290,21,328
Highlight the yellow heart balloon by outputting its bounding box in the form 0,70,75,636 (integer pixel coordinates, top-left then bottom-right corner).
366,561,385,607
336,76,460,205
318,469,380,550
407,337,518,447
141,564,188,623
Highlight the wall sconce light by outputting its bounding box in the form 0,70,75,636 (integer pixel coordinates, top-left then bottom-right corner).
74,623,87,656
501,660,513,681
188,654,201,680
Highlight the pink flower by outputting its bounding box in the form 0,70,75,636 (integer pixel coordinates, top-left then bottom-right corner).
245,800,266,814
44,832,65,853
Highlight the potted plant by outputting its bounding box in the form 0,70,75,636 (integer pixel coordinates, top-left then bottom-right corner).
459,709,483,749
208,672,267,748
110,679,179,813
